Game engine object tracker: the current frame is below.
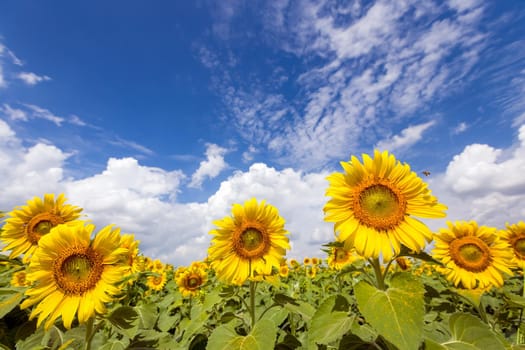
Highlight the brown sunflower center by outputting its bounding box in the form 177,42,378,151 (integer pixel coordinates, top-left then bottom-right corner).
449,236,491,272
335,248,349,263
185,274,202,290
513,238,525,260
54,246,104,295
26,212,65,244
353,182,407,230
233,224,271,259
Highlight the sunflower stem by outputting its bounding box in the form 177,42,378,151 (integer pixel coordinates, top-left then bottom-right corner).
84,317,94,350
518,266,525,344
249,280,257,330
370,258,386,290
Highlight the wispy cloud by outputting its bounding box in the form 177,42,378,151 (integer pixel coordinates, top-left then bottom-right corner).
23,104,65,126
188,143,228,188
107,136,155,156
2,103,28,121
452,122,469,134
17,72,51,86
375,121,436,154
204,0,488,170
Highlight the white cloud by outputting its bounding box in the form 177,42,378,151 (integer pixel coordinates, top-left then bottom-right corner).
452,121,468,134
2,104,28,121
213,0,487,170
375,121,436,154
17,72,51,86
24,104,65,126
431,124,525,227
188,143,228,188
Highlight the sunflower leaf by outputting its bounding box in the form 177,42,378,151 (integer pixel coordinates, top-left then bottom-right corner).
354,272,425,350
308,294,353,348
207,319,277,350
0,288,24,319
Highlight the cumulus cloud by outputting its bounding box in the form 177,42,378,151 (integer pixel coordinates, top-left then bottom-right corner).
0,120,336,265
188,143,228,188
17,72,51,86
431,124,525,227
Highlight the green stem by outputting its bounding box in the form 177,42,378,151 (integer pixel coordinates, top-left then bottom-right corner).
84,317,94,350
518,267,525,344
249,281,257,330
369,258,386,290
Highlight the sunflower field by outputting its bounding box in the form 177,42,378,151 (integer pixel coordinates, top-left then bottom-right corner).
1,150,525,350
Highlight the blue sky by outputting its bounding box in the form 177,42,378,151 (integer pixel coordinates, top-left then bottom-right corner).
1,0,525,265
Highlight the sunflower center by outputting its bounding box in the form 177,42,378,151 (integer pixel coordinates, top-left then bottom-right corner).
241,228,263,251
353,182,406,230
185,274,202,290
513,238,525,259
26,212,65,244
233,224,271,259
449,236,491,272
54,247,104,295
335,249,349,262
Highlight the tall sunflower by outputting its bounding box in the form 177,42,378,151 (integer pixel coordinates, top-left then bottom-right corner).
499,221,525,269
324,150,447,261
1,194,83,260
432,221,513,289
20,223,129,330
208,198,290,285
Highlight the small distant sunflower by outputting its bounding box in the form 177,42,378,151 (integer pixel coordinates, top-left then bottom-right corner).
327,246,361,270
20,223,129,330
11,270,31,287
306,266,318,278
147,271,167,292
208,198,290,285
324,150,447,261
1,194,82,260
432,221,513,289
289,259,300,269
500,221,525,269
303,257,312,266
279,264,289,278
119,234,141,274
176,265,208,297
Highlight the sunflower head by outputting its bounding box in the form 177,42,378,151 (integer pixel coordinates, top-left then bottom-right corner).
1,194,83,260
500,221,525,269
432,221,513,289
208,198,290,285
11,270,31,287
176,265,208,297
324,150,447,261
147,271,167,292
327,246,361,270
20,223,129,330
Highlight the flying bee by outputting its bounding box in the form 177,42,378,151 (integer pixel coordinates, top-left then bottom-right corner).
422,171,431,177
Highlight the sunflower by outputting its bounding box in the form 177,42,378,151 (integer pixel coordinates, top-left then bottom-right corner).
327,246,362,270
1,194,83,260
11,270,31,287
208,198,290,285
176,265,208,297
279,264,289,278
303,257,312,266
432,221,513,289
20,223,129,330
324,150,447,261
499,221,525,269
146,271,167,292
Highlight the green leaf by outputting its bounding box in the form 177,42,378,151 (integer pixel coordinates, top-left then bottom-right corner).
98,340,128,350
354,272,425,350
308,295,353,348
283,300,316,322
106,306,139,339
442,313,508,350
207,319,277,350
0,288,24,319
136,303,158,329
